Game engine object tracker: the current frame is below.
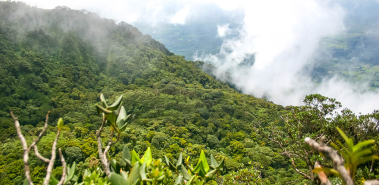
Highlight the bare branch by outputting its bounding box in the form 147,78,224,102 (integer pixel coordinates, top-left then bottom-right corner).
28,112,50,150
11,111,33,185
33,144,50,163
57,148,66,185
43,129,61,185
364,180,379,185
104,129,120,156
290,158,311,179
305,137,354,185
314,162,331,185
96,116,111,177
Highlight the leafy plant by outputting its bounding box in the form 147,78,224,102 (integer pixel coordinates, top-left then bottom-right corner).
96,94,131,136
182,150,225,184
164,152,183,174
313,127,379,181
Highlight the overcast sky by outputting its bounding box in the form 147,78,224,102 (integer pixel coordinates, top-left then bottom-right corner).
14,0,379,114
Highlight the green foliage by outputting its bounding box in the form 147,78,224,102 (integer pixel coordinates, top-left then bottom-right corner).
316,127,379,181
221,167,261,185
81,167,110,185
96,94,131,135
2,2,379,184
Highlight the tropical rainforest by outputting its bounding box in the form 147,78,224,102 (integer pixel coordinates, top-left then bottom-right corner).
0,2,379,185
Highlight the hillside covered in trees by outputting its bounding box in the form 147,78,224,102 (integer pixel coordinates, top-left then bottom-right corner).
0,2,378,185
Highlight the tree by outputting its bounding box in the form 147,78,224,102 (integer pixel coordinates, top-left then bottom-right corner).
268,94,379,183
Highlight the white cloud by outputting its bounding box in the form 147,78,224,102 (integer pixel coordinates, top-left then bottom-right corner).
15,0,379,113
217,24,231,37
170,5,190,24
196,0,379,114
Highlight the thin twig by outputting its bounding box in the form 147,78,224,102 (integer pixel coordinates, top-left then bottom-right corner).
96,115,111,177
28,113,50,150
57,148,66,185
43,129,61,185
290,158,311,179
33,144,50,163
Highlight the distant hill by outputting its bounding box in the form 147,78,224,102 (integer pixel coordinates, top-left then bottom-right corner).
134,1,379,87
0,2,292,184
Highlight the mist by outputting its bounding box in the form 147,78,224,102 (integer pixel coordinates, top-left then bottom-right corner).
17,0,379,114
194,0,379,114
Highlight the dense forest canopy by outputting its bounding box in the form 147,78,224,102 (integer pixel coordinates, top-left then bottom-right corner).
0,2,378,185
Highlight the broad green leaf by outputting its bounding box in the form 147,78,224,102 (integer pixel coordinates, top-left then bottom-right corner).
330,142,340,151
120,170,129,180
205,169,217,179
100,93,108,107
352,155,379,167
57,118,64,129
124,159,132,167
72,175,78,182
118,122,129,133
110,159,119,173
127,163,141,184
109,173,129,185
351,148,373,165
140,163,147,181
210,154,218,169
337,127,353,151
123,146,131,161
197,150,209,173
141,147,152,166
116,106,130,128
131,150,141,165
164,156,170,166
49,176,59,185
107,114,118,127
352,140,375,153
216,157,225,170
174,175,183,185
176,152,183,167
181,164,192,180
193,160,207,177
65,162,76,183
108,95,123,111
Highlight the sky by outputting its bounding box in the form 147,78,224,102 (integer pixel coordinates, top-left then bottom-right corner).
15,0,379,114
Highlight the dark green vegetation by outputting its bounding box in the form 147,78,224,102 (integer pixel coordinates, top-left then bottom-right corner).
0,2,379,185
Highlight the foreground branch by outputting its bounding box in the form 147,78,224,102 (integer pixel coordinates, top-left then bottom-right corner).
33,144,50,163
11,111,50,185
96,115,111,177
305,137,354,185
314,162,331,185
57,148,66,185
43,129,62,185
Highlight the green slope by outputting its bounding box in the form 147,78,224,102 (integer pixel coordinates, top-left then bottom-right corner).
0,2,295,184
